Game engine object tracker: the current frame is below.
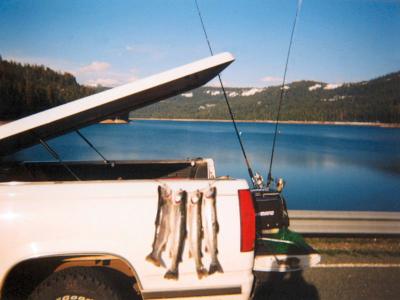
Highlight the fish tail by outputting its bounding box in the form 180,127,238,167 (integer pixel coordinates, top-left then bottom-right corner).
196,267,208,279
208,259,224,275
145,253,166,268
145,253,159,266
164,269,179,280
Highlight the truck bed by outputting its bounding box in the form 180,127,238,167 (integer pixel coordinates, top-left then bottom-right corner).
0,159,213,182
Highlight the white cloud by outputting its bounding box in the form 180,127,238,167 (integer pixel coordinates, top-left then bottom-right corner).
79,64,139,87
4,53,142,88
78,61,110,74
85,78,119,87
228,91,239,97
261,76,282,84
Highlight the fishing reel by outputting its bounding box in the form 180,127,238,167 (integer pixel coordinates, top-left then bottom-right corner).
252,172,265,189
252,172,285,193
276,178,285,192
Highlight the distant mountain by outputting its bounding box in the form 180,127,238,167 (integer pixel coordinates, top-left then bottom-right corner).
1,55,399,123
131,71,400,123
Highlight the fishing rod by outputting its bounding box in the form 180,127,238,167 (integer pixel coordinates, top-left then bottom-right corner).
266,0,303,188
194,0,261,188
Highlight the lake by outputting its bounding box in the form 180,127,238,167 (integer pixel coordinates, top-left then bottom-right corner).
9,120,400,212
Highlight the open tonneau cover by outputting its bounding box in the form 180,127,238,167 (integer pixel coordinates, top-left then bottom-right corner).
0,52,234,156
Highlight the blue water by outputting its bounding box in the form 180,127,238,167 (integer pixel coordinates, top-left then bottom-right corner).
10,120,400,212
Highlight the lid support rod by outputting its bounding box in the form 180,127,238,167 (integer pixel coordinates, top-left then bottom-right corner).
75,129,109,164
38,138,81,181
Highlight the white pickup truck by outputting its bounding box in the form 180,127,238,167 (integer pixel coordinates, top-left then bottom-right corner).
0,53,318,300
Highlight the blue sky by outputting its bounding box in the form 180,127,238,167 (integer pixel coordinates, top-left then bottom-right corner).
0,0,399,87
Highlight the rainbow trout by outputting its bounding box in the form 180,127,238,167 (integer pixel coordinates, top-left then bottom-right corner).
164,189,187,280
202,186,223,275
187,190,207,279
146,185,172,268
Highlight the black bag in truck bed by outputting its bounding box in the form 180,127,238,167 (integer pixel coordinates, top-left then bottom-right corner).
252,190,289,232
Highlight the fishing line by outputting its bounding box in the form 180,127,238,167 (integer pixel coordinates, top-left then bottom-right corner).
194,0,257,187
267,0,303,187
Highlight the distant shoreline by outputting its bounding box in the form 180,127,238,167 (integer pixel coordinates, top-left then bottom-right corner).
2,119,399,128
129,118,400,128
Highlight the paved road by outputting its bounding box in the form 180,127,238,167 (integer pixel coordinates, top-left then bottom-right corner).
254,255,400,300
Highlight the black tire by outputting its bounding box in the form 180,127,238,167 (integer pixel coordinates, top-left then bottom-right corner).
28,267,123,300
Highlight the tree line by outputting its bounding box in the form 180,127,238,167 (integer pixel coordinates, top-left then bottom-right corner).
0,56,97,120
131,72,400,123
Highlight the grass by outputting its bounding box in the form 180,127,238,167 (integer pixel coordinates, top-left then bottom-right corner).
305,237,400,257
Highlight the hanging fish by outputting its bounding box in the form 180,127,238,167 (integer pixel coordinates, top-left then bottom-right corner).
202,186,223,274
187,189,208,279
146,184,172,268
164,189,187,280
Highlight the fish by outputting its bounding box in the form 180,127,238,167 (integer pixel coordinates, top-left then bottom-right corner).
202,186,223,275
164,189,187,280
146,184,172,268
187,190,208,279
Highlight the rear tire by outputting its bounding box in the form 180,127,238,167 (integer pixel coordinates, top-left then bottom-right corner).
28,267,123,300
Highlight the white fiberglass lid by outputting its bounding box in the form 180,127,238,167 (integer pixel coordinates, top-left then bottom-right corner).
0,52,234,156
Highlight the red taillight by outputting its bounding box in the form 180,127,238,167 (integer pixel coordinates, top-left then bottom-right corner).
238,189,255,252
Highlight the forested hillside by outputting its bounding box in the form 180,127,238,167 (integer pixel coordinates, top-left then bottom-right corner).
131,71,400,123
1,56,399,123
0,56,97,120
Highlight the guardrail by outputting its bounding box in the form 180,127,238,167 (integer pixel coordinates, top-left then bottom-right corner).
288,210,400,235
